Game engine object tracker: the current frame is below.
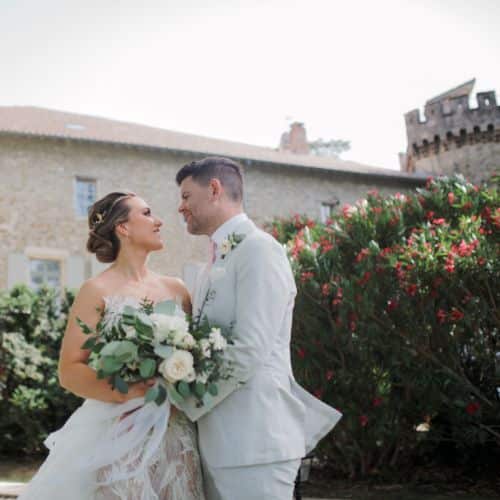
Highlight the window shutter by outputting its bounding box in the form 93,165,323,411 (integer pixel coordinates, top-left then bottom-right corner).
66,255,85,290
8,253,29,289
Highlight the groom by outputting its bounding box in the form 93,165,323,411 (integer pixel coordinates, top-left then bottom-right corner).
175,157,341,500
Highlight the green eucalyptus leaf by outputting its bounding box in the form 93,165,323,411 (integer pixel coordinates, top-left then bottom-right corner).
154,344,174,359
145,386,159,404
113,374,129,394
177,381,191,398
155,384,167,406
208,383,218,396
139,358,157,378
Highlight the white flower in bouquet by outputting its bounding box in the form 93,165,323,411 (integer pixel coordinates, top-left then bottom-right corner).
199,338,212,359
181,332,196,349
171,330,196,349
150,314,189,343
209,328,227,351
159,350,194,383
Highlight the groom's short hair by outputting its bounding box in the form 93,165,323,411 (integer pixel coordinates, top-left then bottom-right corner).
176,157,244,203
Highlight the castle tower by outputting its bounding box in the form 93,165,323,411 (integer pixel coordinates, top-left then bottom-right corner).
400,79,500,183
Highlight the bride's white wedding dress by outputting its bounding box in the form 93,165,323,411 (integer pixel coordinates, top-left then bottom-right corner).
18,296,205,500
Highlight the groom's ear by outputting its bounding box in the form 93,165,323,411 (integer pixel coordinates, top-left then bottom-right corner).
208,178,223,200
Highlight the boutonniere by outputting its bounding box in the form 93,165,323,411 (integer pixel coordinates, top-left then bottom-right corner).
220,233,245,259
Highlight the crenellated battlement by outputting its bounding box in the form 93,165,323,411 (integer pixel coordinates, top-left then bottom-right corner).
404,80,500,153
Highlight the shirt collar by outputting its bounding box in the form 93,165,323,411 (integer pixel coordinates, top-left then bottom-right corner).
211,213,248,247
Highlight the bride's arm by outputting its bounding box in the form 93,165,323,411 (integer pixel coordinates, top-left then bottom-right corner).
58,279,153,403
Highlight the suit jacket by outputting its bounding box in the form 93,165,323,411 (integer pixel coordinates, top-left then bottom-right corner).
173,217,341,467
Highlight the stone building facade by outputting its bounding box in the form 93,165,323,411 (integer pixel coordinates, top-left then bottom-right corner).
400,79,500,183
0,106,423,293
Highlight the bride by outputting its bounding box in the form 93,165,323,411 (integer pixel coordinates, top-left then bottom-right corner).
19,191,205,500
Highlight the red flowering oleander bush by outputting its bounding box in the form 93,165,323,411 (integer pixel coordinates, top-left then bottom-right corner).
268,174,500,478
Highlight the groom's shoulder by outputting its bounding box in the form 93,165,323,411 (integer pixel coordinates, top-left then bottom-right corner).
239,224,286,259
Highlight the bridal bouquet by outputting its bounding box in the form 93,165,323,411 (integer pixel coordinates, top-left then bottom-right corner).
77,299,233,406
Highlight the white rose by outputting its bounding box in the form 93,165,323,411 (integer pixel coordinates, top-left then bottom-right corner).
159,350,194,383
171,329,194,349
209,328,226,351
199,338,212,359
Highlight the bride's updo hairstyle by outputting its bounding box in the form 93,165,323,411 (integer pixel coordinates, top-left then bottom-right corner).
87,191,136,263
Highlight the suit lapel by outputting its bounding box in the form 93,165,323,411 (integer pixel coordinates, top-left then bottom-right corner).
193,218,257,317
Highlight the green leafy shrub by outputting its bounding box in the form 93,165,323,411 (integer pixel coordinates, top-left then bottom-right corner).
268,174,500,478
0,285,80,455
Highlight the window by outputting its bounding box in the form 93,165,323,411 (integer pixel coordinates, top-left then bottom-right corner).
29,259,62,289
75,178,97,217
320,199,339,223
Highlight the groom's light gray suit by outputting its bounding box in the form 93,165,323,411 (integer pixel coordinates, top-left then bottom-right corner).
178,214,341,499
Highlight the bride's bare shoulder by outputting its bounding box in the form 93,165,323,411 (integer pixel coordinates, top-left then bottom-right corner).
74,275,110,306
158,275,189,296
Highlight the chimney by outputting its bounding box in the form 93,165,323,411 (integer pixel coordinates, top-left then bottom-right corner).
279,122,309,154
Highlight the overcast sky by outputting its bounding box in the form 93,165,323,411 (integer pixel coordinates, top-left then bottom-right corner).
1,0,499,170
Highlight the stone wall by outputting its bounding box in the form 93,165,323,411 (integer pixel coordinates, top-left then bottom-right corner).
0,134,421,290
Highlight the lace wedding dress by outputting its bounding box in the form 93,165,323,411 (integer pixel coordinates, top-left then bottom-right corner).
18,296,205,500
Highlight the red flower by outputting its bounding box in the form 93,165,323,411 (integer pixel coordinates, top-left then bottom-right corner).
444,253,455,273
321,283,331,297
372,206,383,215
372,397,383,408
314,388,324,399
466,401,480,416
477,257,486,266
306,219,316,228
406,284,418,296
425,211,435,220
359,415,369,427
297,348,306,359
355,248,370,263
448,192,455,205
387,299,399,312
380,247,392,257
462,201,473,210
450,308,464,321
432,218,446,225
357,271,372,287
332,288,343,306
300,271,314,282
326,370,334,381
437,309,447,324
